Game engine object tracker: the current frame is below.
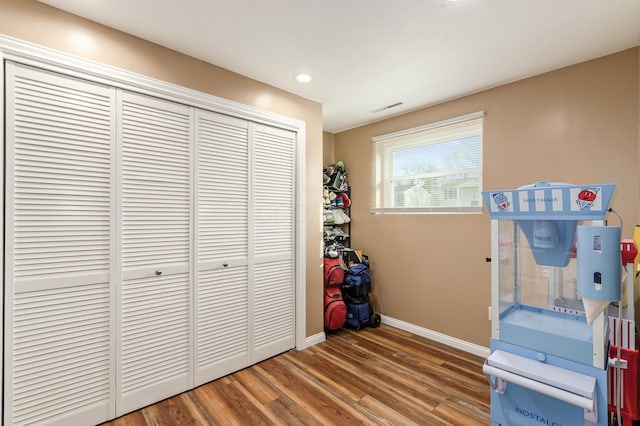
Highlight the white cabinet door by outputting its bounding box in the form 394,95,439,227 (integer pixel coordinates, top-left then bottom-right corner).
4,62,116,426
251,124,296,362
117,92,193,415
194,110,250,386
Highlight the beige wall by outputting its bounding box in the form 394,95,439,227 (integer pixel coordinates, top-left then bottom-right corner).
323,131,335,165
334,48,640,347
0,0,325,337
3,0,639,350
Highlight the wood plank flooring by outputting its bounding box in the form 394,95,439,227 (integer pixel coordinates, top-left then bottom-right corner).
101,324,490,425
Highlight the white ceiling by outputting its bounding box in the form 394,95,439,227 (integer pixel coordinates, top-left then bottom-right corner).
39,0,640,133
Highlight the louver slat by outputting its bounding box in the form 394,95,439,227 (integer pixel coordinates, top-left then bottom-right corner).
6,63,114,426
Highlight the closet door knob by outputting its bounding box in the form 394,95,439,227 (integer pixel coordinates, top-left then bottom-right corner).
222,262,229,268
155,269,163,276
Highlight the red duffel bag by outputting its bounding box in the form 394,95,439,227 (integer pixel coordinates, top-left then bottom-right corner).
324,287,346,330
324,257,344,287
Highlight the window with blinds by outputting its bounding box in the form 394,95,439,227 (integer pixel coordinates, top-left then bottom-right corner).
371,112,484,214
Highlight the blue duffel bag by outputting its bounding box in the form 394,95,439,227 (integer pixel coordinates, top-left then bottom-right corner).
342,263,371,304
343,263,371,287
345,302,370,329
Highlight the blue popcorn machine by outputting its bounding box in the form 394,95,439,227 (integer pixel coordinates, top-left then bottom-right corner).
482,182,635,426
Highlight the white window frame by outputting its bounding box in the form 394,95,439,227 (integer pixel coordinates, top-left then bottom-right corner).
371,111,484,214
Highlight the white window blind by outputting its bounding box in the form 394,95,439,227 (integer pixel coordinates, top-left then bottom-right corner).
371,111,484,214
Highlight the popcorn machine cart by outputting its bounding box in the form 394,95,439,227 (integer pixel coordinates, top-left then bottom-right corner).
482,182,639,426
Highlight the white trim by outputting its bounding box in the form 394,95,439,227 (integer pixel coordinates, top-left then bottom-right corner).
2,57,14,424
188,106,196,390
381,315,490,358
108,85,118,417
0,35,304,133
247,121,256,362
113,88,124,421
371,206,482,215
295,127,308,351
300,332,326,349
297,318,487,357
191,108,200,388
372,111,485,142
0,51,4,411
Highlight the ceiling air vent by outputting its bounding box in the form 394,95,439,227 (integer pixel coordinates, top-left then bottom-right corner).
371,102,403,114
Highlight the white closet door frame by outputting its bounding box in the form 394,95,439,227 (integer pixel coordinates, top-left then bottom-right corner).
0,38,309,419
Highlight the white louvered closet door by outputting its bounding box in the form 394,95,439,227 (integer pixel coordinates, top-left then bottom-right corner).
4,62,116,426
252,123,296,362
195,110,250,386
118,92,193,415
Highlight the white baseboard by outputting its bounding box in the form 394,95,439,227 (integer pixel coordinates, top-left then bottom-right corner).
381,315,490,358
301,331,326,349
299,317,490,359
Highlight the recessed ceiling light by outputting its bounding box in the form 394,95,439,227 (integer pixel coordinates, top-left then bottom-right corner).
294,73,313,84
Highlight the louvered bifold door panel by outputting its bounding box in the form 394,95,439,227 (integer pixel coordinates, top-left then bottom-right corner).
5,62,115,426
252,124,296,362
195,110,250,386
118,91,192,415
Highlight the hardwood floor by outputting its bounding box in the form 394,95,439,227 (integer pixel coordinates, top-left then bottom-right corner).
101,324,490,425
